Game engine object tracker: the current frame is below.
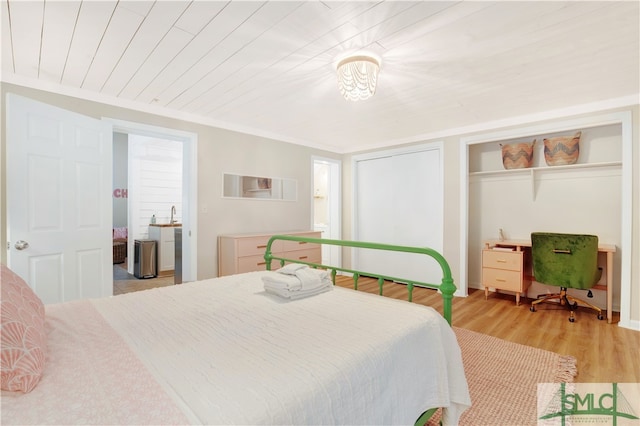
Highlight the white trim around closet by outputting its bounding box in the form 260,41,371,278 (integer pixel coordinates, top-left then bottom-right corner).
459,111,635,331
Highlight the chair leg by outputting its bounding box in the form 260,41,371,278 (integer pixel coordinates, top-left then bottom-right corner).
530,287,605,322
563,293,578,322
566,295,605,321
530,288,566,312
531,292,563,307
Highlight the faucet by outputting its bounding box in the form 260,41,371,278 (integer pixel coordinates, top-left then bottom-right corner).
170,205,177,224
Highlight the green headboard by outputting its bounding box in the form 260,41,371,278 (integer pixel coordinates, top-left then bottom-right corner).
264,235,457,325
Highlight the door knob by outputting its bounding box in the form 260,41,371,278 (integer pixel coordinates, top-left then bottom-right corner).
14,240,29,250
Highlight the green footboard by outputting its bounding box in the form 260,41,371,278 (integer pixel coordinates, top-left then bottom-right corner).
264,235,457,326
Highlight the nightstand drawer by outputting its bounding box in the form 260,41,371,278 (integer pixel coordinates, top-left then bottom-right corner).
482,268,523,292
482,250,523,271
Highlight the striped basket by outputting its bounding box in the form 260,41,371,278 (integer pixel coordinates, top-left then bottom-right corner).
500,140,536,169
543,131,581,166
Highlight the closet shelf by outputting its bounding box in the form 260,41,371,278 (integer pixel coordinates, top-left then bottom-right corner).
469,160,621,177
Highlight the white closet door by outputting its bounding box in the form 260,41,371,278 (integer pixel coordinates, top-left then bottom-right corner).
355,155,396,278
354,146,443,285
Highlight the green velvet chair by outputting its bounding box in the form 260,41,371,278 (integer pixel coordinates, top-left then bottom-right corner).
530,232,604,322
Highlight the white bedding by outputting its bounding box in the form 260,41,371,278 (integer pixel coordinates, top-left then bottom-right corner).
2,271,470,425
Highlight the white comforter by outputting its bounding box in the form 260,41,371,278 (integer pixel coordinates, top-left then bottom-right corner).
2,271,470,425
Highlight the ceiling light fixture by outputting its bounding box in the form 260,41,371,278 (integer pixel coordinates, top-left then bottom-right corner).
336,54,380,101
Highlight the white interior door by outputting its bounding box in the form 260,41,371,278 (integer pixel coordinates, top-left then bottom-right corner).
7,94,113,304
353,145,444,285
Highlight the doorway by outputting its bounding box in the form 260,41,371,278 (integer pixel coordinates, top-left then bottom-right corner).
112,132,185,292
107,118,198,285
312,157,341,268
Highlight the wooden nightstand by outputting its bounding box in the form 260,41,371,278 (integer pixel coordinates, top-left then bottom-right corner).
482,245,531,305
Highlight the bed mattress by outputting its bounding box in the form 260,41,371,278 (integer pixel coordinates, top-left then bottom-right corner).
1,271,470,425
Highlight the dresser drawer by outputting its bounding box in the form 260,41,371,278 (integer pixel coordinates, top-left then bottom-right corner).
282,238,321,253
482,250,523,271
482,268,523,292
281,247,321,264
237,254,280,273
237,236,283,257
218,231,321,277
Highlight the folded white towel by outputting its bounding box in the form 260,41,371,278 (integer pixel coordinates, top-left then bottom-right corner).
262,266,333,300
266,265,329,290
276,263,308,275
264,282,332,300
262,273,303,291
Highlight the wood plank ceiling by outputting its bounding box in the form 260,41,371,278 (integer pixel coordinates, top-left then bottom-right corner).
2,1,639,153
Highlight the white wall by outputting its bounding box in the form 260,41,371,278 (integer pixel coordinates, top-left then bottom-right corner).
112,132,128,227
0,83,341,280
0,82,637,326
128,134,183,240
342,105,639,327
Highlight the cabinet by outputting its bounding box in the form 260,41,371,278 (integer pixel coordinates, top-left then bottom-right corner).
481,246,531,305
218,231,322,277
149,225,178,277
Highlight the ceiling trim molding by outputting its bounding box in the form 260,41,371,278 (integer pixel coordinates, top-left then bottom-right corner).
2,75,637,155
0,74,333,152
346,94,640,153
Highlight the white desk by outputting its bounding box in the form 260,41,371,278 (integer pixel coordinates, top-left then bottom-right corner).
483,239,616,323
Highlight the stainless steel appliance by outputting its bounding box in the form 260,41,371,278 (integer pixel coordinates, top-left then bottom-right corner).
174,227,182,284
134,239,156,279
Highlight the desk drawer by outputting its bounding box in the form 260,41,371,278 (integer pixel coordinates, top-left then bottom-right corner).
482,268,522,292
482,250,522,271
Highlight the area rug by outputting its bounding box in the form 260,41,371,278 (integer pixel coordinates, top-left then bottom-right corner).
427,327,577,426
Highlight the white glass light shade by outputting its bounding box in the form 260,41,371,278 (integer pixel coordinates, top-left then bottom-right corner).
336,55,380,101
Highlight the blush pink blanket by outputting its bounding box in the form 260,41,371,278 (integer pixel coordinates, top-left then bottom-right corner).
2,272,470,425
1,300,189,425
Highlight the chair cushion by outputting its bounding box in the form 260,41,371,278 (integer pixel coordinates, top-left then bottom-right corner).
1,264,47,393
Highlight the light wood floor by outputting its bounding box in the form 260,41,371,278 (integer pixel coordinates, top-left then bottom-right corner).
112,266,639,383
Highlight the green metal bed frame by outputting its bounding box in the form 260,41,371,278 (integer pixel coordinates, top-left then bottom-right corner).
264,234,457,325
265,235,458,426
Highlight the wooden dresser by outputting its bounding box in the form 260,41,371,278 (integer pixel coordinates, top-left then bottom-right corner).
218,230,322,277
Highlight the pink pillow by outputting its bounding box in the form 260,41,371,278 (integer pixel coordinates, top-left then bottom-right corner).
113,227,127,240
1,263,47,393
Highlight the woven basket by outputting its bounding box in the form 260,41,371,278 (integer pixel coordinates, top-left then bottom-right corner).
500,140,536,169
543,131,581,166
